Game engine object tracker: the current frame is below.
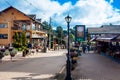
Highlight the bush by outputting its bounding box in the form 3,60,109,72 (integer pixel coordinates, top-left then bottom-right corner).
10,48,17,57
17,48,22,51
3,49,10,56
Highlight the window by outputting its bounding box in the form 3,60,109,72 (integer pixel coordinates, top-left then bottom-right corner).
22,23,27,30
0,34,8,39
32,23,35,30
0,24,8,28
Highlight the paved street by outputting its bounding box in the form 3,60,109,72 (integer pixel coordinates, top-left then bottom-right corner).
72,52,120,80
0,49,67,80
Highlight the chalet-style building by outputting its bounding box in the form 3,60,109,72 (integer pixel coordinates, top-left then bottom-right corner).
0,6,47,47
87,25,120,41
88,25,120,58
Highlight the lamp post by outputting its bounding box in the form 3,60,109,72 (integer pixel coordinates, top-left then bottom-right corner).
65,15,72,80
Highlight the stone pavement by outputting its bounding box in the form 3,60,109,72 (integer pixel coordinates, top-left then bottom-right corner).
72,52,120,80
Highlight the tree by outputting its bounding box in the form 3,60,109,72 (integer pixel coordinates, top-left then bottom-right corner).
69,28,75,42
21,31,28,47
56,26,64,45
42,21,54,48
42,21,49,31
70,33,75,42
13,32,21,48
13,32,28,50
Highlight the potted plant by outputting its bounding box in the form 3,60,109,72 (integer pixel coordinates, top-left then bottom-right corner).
0,48,6,62
9,47,17,61
22,46,28,57
3,49,10,56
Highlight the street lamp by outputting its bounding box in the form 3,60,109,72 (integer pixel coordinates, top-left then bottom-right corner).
65,15,72,80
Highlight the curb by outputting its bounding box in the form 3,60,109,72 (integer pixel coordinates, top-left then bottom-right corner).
53,65,66,80
59,65,66,74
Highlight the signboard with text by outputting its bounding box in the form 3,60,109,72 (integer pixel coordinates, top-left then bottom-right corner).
75,25,85,42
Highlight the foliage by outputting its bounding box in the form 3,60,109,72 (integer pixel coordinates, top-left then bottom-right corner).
42,21,49,30
21,31,28,47
13,32,22,48
56,26,64,45
70,33,75,42
3,49,10,56
69,28,75,42
17,48,22,51
42,20,54,48
10,48,17,55
13,32,28,50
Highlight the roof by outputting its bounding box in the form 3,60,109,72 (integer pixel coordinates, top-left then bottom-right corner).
96,34,120,42
28,14,36,19
88,25,120,34
0,6,41,24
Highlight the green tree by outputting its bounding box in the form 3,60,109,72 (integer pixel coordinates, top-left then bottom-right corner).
13,32,21,48
56,26,64,45
42,21,54,48
21,31,28,47
70,33,75,42
69,28,75,42
42,21,49,30
13,32,28,50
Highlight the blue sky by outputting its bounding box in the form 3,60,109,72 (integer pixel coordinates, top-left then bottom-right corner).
0,0,120,30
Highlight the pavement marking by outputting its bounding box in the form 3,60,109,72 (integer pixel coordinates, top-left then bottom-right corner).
59,65,65,74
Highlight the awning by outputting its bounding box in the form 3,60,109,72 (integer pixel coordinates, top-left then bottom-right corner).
90,37,97,42
96,35,119,42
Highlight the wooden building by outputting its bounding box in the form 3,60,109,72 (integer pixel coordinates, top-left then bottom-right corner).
0,6,47,47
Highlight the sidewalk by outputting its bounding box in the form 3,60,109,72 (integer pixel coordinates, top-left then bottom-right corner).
1,50,62,63
72,52,120,80
1,51,24,63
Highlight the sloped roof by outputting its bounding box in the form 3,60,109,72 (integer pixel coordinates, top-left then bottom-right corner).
0,6,41,24
28,14,36,19
0,6,32,19
88,25,120,34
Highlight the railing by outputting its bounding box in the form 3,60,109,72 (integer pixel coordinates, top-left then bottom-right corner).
11,27,21,30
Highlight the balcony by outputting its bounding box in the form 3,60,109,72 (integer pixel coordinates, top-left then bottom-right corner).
32,34,44,38
11,26,21,30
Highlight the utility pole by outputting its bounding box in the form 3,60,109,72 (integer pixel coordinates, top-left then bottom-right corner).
48,17,52,50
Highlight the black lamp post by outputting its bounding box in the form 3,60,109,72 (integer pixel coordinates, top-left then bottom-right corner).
65,15,72,80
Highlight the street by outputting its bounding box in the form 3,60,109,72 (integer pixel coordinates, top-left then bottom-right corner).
0,49,67,80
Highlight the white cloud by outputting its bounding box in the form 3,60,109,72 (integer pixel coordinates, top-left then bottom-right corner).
0,0,120,29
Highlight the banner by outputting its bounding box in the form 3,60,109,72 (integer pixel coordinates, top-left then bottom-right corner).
75,25,85,42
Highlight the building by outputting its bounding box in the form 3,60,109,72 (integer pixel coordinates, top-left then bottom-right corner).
88,25,120,38
88,25,120,55
0,6,47,47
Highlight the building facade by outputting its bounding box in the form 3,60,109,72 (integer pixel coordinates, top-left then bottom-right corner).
0,6,47,47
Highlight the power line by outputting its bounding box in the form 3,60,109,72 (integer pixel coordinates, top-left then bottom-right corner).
24,0,42,12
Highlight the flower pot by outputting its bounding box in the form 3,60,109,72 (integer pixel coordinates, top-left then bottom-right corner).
0,54,4,59
10,53,16,57
22,50,26,57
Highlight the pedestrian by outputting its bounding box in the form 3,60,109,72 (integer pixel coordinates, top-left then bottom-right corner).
82,44,86,53
87,44,90,53
27,42,32,55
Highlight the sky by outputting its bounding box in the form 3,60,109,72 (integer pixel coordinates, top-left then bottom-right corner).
0,0,120,30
